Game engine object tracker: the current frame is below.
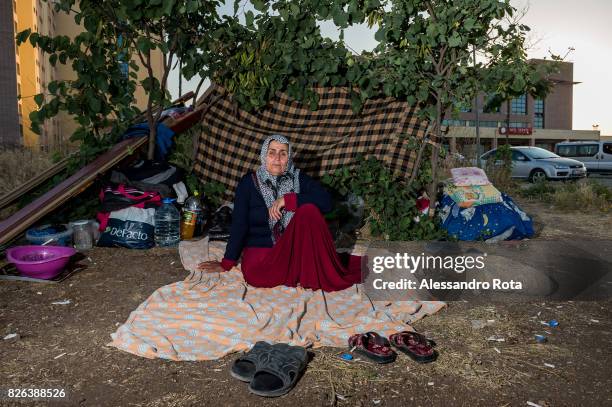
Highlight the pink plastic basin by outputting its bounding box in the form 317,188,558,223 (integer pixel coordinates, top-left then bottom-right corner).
6,245,76,279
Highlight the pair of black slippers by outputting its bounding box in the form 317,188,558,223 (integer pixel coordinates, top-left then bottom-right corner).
230,341,309,397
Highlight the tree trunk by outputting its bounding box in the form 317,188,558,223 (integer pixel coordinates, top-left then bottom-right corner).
147,110,156,160
178,60,182,97
427,100,442,216
506,98,510,143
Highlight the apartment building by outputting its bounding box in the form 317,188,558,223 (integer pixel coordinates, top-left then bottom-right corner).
1,0,164,151
444,60,601,154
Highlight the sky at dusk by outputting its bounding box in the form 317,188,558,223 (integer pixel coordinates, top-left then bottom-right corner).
168,0,612,135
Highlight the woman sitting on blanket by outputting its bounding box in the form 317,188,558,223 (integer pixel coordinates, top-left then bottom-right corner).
198,135,362,292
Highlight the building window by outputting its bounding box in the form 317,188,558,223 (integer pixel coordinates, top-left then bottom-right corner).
511,94,527,115
477,121,499,128
117,35,129,80
119,63,129,79
442,119,467,127
534,98,545,129
509,121,529,128
533,116,543,129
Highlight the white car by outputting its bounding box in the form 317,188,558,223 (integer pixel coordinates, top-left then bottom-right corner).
555,141,612,174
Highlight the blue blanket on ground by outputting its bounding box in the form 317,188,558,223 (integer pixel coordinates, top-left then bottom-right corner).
438,193,534,241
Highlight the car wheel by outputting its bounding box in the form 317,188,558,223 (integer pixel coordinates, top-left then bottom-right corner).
529,169,547,183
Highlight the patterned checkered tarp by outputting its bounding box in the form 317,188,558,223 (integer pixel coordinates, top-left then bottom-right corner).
193,84,428,197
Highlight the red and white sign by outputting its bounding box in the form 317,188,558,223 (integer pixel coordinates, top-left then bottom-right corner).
498,126,533,136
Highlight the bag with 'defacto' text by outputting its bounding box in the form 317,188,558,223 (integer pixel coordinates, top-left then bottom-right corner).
97,207,156,249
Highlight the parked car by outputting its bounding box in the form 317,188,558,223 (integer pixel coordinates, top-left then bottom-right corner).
554,141,612,174
480,146,587,182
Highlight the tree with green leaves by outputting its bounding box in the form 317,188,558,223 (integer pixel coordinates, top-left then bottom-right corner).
17,0,226,163
359,0,559,209
220,0,559,211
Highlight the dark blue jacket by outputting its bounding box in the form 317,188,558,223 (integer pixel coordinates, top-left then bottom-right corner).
223,172,332,263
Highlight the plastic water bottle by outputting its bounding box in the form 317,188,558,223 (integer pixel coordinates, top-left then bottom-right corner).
154,198,180,247
181,192,203,240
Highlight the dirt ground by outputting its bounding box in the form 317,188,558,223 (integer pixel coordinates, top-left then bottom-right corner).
1,198,611,406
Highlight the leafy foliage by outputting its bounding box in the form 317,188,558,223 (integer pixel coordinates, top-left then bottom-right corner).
485,143,514,190
168,127,227,210
168,127,198,173
321,141,446,240
217,0,562,214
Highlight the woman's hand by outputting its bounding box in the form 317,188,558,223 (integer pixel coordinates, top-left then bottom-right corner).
197,260,223,273
268,196,285,222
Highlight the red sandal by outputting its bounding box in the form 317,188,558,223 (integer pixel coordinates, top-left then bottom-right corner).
389,331,438,363
348,332,397,364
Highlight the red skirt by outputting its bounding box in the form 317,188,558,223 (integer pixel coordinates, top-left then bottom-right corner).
241,203,362,292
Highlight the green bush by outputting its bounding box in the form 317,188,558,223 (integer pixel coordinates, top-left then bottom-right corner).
321,155,446,241
168,127,227,210
484,143,515,191
519,180,555,201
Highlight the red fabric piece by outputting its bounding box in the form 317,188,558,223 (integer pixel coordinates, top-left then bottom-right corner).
220,257,237,271
416,196,430,213
96,212,111,231
97,184,162,230
240,203,362,292
283,192,298,212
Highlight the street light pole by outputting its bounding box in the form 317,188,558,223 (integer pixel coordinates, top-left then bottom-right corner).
474,46,481,168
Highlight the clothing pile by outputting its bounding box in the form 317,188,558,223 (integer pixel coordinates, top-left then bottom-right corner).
438,167,534,242
110,160,184,199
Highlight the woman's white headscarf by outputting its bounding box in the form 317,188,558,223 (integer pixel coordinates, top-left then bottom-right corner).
255,135,300,242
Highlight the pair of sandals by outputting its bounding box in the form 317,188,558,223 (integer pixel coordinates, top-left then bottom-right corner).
230,341,308,397
348,331,438,364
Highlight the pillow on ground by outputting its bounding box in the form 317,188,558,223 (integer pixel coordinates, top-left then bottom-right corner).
451,167,490,186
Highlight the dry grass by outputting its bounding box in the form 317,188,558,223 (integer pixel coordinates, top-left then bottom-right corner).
420,305,572,390
518,179,611,212
0,147,54,195
551,180,611,212
305,302,575,406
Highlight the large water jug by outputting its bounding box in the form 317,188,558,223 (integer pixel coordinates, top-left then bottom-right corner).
154,198,180,247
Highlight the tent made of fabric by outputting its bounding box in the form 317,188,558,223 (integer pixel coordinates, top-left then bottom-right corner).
193,84,428,197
